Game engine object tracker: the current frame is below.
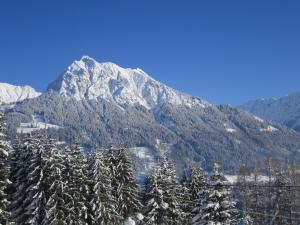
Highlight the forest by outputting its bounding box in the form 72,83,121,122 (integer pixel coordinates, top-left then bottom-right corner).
1,112,300,225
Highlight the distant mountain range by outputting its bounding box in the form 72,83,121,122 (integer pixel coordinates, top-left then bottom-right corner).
0,83,40,104
2,56,300,174
240,92,300,132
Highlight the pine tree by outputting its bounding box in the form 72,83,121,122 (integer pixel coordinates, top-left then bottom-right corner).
10,135,42,224
190,167,207,202
21,135,48,225
178,181,193,224
41,139,70,225
143,166,169,225
163,160,183,225
113,148,141,221
199,163,236,225
88,150,119,225
143,160,182,225
65,142,90,225
0,112,11,224
192,167,209,225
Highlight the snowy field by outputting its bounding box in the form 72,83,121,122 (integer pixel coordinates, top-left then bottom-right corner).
17,114,61,134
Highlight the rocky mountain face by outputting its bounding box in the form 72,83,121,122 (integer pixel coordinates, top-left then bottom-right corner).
3,56,300,174
0,83,41,104
47,56,208,109
240,92,300,132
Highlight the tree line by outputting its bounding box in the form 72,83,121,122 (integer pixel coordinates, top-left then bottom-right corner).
1,111,300,225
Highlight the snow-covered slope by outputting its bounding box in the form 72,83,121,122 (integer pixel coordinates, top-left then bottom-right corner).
48,56,208,109
0,83,41,104
240,91,300,132
5,56,300,173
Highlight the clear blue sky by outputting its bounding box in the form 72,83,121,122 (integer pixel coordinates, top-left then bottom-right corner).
1,0,300,105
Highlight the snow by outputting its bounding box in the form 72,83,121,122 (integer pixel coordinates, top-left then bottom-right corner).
0,83,41,104
48,56,210,110
225,174,271,184
226,128,236,133
0,103,15,112
17,114,61,134
260,125,278,132
124,217,135,225
253,115,264,123
136,213,144,221
129,147,154,160
223,123,236,133
129,146,157,183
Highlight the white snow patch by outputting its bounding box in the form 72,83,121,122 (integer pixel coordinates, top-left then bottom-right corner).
253,115,264,123
124,217,136,225
260,125,278,132
225,174,271,184
129,147,154,160
223,123,236,133
17,114,61,134
136,213,144,221
226,128,236,133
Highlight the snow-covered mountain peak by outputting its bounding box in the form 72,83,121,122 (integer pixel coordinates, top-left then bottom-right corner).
0,83,41,105
48,56,209,109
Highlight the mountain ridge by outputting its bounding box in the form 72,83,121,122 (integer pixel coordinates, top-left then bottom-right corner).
47,56,209,110
240,91,300,132
3,56,300,173
0,82,41,105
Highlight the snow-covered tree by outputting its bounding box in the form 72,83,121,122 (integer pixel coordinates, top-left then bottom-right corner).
21,135,48,225
10,135,43,224
197,163,236,225
190,166,207,202
189,166,208,224
144,160,182,225
191,167,209,225
112,148,141,221
41,139,70,225
270,169,289,225
88,150,119,225
64,142,90,225
143,167,169,225
178,181,193,224
0,112,11,224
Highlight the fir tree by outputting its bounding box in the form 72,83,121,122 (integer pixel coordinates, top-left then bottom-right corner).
190,166,207,202
144,160,182,225
65,142,90,225
192,167,209,225
178,181,193,224
88,150,119,225
0,112,11,224
21,135,48,225
113,148,141,221
41,139,70,225
199,163,236,225
10,135,42,224
143,167,169,225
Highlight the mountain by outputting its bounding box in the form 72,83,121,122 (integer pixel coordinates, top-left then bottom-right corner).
240,92,300,132
0,83,41,105
4,56,300,174
47,56,207,109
